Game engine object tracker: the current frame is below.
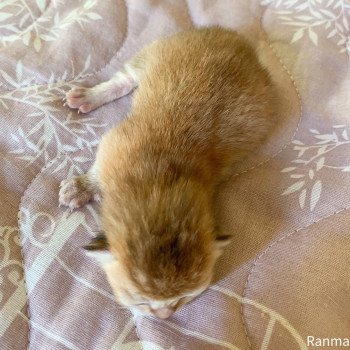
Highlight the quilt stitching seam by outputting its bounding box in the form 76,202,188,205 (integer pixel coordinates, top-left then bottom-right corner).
239,10,303,349
241,205,350,348
232,18,303,180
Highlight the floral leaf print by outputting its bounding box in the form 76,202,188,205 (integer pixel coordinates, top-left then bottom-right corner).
282,180,305,195
36,0,47,12
0,0,102,52
299,188,307,209
281,126,350,211
310,180,322,211
262,0,350,54
4,57,105,165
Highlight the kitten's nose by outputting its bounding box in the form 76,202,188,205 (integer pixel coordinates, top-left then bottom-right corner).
153,307,174,319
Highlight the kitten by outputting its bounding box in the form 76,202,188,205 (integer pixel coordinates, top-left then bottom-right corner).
59,27,277,319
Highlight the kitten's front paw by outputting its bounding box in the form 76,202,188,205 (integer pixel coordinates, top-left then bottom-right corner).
59,176,99,210
65,87,96,113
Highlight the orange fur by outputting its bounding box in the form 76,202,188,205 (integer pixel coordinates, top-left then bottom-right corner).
60,27,277,318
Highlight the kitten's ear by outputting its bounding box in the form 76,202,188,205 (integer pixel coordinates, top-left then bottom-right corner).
214,234,232,257
83,232,116,265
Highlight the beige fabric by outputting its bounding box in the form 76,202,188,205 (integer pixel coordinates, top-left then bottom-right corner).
1,1,350,349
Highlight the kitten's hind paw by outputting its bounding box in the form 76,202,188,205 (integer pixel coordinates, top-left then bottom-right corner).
65,87,96,113
59,175,99,211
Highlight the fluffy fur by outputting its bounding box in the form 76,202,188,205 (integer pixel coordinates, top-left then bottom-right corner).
59,27,277,318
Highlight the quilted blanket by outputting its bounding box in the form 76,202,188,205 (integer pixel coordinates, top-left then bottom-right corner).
1,1,350,349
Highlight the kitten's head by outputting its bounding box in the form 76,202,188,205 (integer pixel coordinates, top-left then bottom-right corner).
85,180,231,318
85,229,229,318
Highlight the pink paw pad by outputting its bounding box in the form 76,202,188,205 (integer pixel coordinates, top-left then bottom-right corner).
59,177,96,211
65,87,95,113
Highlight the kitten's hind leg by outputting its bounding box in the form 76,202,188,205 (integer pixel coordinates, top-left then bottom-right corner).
65,55,144,113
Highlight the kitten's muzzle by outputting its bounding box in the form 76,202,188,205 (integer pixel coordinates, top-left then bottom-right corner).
152,307,174,319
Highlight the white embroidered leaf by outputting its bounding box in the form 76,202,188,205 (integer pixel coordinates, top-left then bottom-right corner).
52,157,68,173
18,127,24,138
37,17,50,23
334,1,342,9
54,12,60,24
84,0,97,9
309,169,314,179
279,16,294,21
36,0,47,12
61,70,68,80
0,70,19,87
84,55,91,71
283,21,311,26
320,8,336,18
62,145,77,152
11,133,19,142
342,129,349,140
337,37,346,45
291,29,304,43
341,165,350,172
19,12,31,27
314,134,335,142
281,167,297,173
291,174,305,178
0,0,17,11
25,139,40,152
296,15,314,21
27,121,44,137
86,12,102,20
308,28,318,45
22,31,31,46
40,34,56,41
0,12,12,22
335,22,343,32
34,36,42,52
18,156,34,161
310,8,323,19
294,146,307,158
315,157,325,171
327,28,337,38
3,35,18,42
299,188,307,209
296,2,309,11
16,61,22,82
310,180,322,211
310,128,320,134
292,159,307,164
314,20,325,25
76,138,83,148
282,181,305,195
292,140,304,145
333,125,346,128
9,149,24,154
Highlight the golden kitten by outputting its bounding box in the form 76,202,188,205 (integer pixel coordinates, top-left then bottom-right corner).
59,27,277,319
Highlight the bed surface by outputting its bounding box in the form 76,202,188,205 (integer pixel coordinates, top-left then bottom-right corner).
1,1,350,349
